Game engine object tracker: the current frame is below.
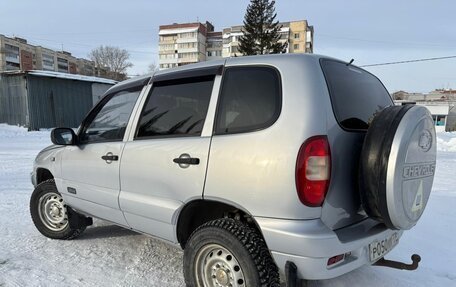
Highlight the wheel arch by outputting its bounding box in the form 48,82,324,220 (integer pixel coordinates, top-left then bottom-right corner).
36,168,54,185
176,199,265,249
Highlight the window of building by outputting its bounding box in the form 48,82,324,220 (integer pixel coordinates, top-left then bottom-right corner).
178,52,198,59
293,44,300,50
57,57,69,73
160,35,177,42
5,44,20,63
306,31,312,41
215,66,282,135
207,42,222,49
136,76,215,138
179,32,197,39
207,51,212,57
159,44,175,51
436,115,446,126
294,33,300,39
178,42,197,49
42,54,55,70
79,88,142,143
5,61,20,70
159,54,176,60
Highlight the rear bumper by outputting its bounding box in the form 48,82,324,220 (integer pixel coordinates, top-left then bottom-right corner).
255,217,403,280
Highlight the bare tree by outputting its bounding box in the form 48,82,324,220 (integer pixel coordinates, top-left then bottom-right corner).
89,45,133,81
148,62,159,74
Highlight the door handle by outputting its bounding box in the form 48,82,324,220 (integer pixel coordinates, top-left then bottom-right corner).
173,154,200,168
101,153,119,162
173,157,200,165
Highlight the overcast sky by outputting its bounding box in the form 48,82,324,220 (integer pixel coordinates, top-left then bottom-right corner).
1,0,455,92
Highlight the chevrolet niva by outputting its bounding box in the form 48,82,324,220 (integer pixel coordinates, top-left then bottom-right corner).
30,54,436,286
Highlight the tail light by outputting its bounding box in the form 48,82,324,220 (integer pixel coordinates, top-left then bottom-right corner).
295,136,331,207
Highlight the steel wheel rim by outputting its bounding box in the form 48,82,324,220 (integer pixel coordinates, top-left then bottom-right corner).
195,243,246,287
38,192,68,232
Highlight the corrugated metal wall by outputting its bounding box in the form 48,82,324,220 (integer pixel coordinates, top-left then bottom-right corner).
0,74,29,126
26,75,94,130
92,82,112,105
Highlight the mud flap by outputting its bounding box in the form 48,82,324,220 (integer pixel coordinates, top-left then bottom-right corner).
67,206,93,229
285,261,308,287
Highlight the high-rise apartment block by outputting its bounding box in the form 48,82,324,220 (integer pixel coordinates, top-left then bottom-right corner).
158,20,313,69
0,34,97,76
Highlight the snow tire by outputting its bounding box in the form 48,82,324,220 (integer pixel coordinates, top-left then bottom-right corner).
183,218,280,287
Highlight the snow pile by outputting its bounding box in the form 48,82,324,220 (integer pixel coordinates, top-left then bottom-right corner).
0,124,455,286
436,132,456,152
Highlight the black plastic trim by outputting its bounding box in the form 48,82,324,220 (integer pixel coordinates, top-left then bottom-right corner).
153,65,223,83
106,76,151,95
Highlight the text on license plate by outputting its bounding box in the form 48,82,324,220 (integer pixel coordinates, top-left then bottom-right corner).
369,232,399,262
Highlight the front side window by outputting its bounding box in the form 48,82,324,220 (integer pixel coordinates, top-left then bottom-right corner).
215,66,281,135
136,76,214,138
79,87,142,143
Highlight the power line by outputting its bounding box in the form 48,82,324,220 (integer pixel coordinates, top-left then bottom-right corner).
360,55,456,67
318,34,456,49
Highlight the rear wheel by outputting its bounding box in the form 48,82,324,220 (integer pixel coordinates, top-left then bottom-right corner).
30,179,86,239
183,218,280,287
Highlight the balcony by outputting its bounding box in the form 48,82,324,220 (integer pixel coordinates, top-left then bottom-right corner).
5,54,20,64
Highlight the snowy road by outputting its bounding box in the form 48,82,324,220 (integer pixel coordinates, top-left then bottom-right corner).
0,124,455,287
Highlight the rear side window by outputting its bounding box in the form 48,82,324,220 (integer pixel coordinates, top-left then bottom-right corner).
136,76,214,138
215,66,281,135
321,59,393,130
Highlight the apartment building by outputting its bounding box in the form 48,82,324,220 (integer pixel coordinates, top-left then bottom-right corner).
158,20,314,69
0,34,96,76
158,22,212,69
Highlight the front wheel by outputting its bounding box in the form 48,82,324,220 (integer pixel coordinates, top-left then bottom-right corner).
183,218,280,287
30,179,86,240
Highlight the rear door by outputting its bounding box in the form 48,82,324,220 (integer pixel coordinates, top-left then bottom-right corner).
119,67,221,241
320,59,394,230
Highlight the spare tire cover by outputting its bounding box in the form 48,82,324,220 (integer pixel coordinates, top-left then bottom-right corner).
359,105,436,230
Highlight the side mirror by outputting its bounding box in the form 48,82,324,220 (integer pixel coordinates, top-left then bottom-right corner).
51,128,77,145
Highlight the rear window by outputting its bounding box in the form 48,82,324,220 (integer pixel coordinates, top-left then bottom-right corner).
321,59,393,130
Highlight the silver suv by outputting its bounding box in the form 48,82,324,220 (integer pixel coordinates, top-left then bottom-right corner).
30,54,436,286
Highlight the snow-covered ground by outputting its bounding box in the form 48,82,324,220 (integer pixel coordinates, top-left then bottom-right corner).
0,123,455,287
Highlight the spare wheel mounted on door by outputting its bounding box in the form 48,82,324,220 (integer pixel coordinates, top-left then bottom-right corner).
359,104,436,230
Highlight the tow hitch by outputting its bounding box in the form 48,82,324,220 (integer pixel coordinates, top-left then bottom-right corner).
374,254,421,271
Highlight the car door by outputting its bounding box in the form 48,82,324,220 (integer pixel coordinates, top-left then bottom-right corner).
59,84,144,226
119,66,222,241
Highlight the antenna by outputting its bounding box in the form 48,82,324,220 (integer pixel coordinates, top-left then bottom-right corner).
346,59,354,66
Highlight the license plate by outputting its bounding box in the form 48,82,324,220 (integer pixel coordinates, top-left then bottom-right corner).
369,232,399,262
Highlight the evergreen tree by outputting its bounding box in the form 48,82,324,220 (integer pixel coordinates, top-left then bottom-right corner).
238,0,287,55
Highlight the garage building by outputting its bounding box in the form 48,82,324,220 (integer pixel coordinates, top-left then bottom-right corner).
0,70,116,130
